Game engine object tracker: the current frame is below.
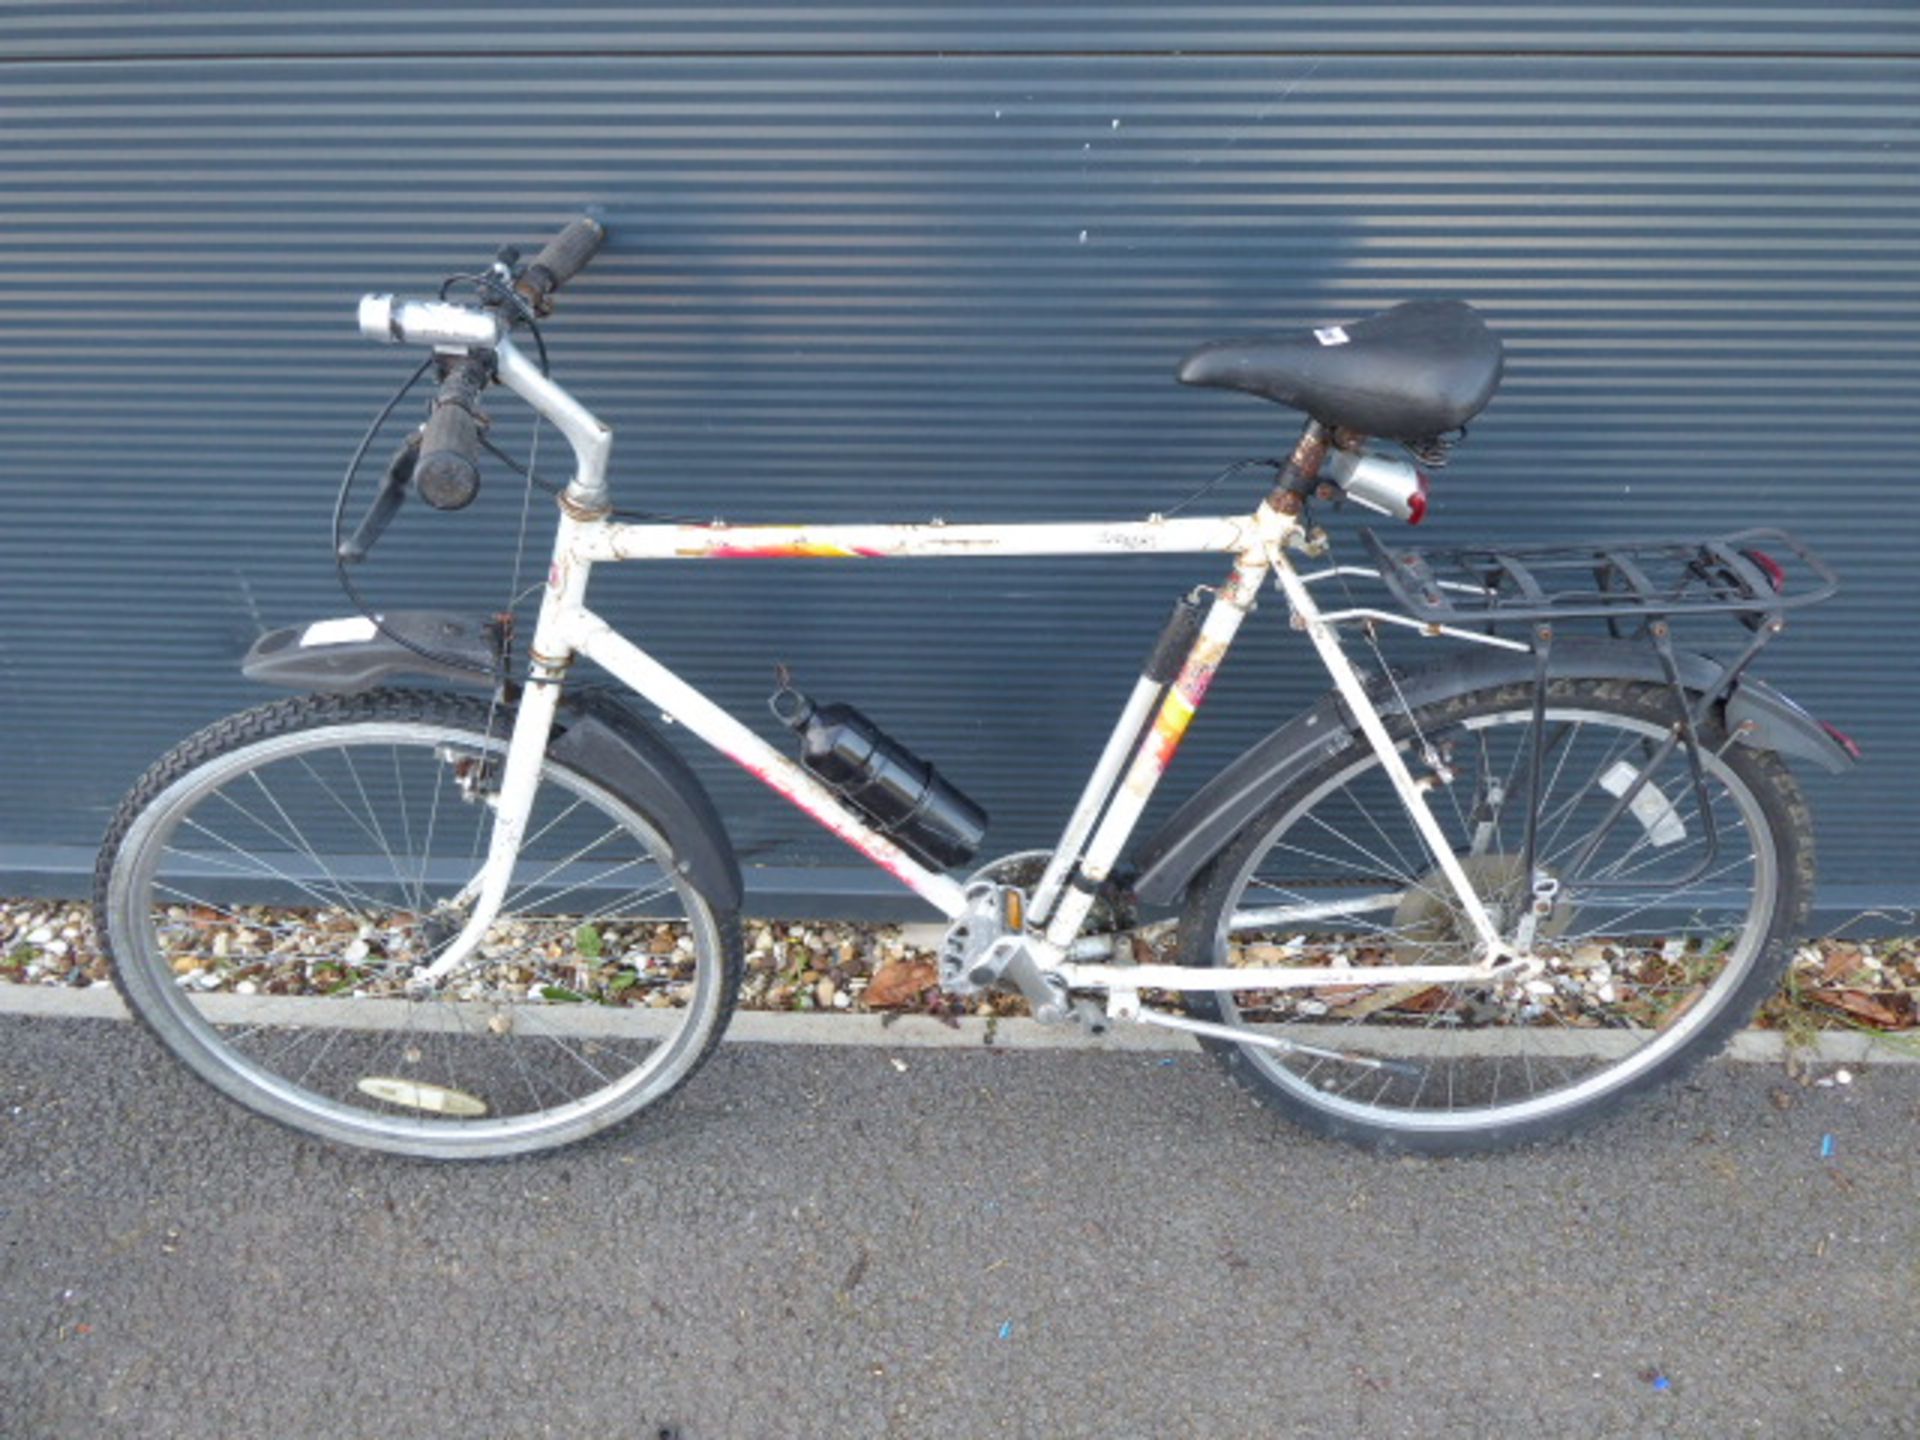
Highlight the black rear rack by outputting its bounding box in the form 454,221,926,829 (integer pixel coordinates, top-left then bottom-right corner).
1357,527,1837,629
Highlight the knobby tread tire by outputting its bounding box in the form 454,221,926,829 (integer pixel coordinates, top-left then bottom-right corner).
94,687,744,1161
1176,678,1814,1156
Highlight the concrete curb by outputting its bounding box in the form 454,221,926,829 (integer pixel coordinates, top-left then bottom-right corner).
4,981,1915,1064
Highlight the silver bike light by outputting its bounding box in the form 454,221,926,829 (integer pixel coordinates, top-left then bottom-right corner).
357,295,502,350
1321,447,1431,524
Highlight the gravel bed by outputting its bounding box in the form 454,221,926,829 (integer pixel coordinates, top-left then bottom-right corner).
3,897,1914,1036
0,897,1022,1021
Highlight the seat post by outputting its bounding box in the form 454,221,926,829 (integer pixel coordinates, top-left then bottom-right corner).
1265,419,1331,516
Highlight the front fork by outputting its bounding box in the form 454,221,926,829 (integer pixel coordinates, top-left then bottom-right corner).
414,512,594,985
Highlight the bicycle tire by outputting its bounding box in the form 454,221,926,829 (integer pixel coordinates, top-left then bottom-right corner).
95,688,743,1160
1177,678,1812,1154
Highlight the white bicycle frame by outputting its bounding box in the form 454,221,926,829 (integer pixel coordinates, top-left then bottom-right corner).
374,318,1522,1005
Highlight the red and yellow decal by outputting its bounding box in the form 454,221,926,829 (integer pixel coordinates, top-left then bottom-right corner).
1144,663,1218,772
678,532,886,560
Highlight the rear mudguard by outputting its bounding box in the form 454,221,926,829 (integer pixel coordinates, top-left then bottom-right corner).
1129,635,1853,907
241,612,742,912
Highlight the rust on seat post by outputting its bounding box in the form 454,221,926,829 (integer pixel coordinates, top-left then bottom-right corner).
1266,419,1331,517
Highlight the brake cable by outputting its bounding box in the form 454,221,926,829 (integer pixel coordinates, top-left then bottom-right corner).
329,262,568,683
329,355,509,680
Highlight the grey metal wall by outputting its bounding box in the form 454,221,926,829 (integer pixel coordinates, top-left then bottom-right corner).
3,3,1916,918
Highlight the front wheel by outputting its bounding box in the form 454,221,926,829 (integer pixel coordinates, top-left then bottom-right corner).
1178,678,1813,1154
96,689,743,1160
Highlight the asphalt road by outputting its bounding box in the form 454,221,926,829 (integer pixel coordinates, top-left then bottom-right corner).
4,1015,1918,1439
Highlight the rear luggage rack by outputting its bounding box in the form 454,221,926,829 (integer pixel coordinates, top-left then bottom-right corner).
1357,527,1838,630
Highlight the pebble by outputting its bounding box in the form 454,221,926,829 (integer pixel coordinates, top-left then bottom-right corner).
43,940,68,959
25,927,53,945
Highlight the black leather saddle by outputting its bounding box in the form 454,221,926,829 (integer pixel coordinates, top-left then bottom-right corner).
1176,299,1503,441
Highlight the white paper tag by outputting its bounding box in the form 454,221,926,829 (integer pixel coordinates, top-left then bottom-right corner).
1313,325,1350,347
1599,761,1686,847
300,616,379,648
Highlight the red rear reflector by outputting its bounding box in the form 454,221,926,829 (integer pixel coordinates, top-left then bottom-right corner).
1407,471,1430,525
1819,720,1862,760
1741,547,1787,593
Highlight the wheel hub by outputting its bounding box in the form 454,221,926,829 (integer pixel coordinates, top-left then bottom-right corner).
1391,853,1572,964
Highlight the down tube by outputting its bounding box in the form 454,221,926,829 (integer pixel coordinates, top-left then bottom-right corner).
565,611,971,918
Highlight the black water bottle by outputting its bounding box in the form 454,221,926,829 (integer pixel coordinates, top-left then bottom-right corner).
770,687,988,870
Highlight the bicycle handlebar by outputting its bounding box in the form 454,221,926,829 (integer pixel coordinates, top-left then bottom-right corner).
346,217,607,554
513,216,605,315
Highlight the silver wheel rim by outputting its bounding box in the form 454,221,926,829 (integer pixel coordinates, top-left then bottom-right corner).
108,719,727,1156
1212,704,1780,1134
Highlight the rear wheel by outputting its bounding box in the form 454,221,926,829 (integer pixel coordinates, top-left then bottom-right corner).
1178,679,1812,1153
96,689,742,1160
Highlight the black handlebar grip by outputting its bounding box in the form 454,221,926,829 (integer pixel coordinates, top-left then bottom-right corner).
515,216,606,313
415,357,490,510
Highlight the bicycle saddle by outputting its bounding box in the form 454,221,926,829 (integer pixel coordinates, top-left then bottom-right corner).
1176,298,1503,441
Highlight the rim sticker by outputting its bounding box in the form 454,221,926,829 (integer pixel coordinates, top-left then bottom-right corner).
356,1077,489,1117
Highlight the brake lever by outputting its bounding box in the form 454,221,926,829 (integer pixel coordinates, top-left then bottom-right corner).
338,433,420,563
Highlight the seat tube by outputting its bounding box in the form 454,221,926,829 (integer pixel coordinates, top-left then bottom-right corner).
1041,549,1270,950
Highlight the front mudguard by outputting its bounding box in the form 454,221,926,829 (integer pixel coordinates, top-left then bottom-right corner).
1129,635,1853,907
240,612,743,912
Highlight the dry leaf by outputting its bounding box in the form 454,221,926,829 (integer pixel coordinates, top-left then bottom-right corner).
1819,947,1865,985
1805,988,1908,1030
864,959,937,1009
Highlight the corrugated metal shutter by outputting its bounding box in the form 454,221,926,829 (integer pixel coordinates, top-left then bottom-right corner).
3,4,1915,918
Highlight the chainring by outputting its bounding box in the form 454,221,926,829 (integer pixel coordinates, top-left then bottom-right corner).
965,849,1135,934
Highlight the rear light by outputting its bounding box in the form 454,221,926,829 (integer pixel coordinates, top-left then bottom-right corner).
1321,448,1428,524
1407,470,1431,526
1818,720,1862,761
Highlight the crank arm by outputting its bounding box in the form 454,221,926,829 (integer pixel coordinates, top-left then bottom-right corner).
1114,999,1424,1080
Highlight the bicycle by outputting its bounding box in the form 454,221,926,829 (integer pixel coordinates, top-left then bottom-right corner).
94,218,1857,1159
